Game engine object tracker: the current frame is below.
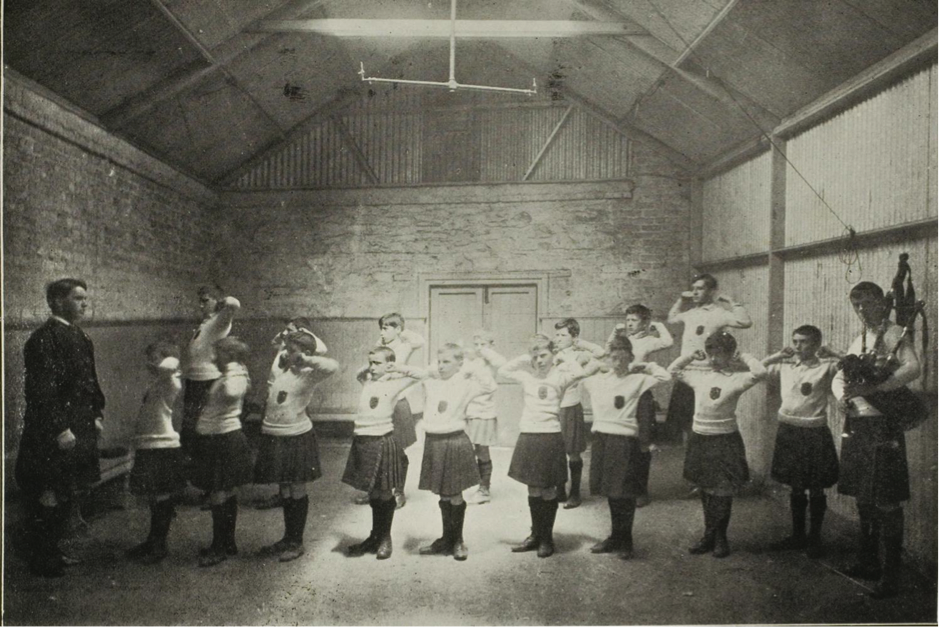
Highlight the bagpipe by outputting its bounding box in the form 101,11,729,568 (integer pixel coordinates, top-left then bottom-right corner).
838,253,930,431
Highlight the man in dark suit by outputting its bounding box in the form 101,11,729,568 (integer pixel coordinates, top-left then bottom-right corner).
15,278,105,577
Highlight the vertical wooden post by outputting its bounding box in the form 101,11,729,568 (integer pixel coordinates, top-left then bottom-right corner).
767,137,787,350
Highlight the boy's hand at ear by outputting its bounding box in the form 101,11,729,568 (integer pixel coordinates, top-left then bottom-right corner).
780,346,796,358
681,291,694,300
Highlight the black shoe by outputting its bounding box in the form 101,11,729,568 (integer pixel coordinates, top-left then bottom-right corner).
140,544,169,565
198,547,228,567
563,494,582,509
537,538,555,558
376,536,393,560
419,537,452,556
452,539,468,562
347,534,380,557
688,534,716,555
511,535,539,553
590,537,625,554
712,535,730,558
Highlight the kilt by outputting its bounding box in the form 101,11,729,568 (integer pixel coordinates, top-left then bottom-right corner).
130,447,187,496
392,398,418,450
683,431,749,492
508,432,568,488
838,416,909,504
419,431,480,495
342,434,405,493
254,428,322,485
665,379,695,434
181,379,216,454
189,430,254,492
590,432,645,499
771,423,839,489
559,404,587,455
466,417,499,446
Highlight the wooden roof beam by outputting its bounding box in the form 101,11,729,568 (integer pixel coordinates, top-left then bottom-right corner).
252,19,648,38
101,0,329,130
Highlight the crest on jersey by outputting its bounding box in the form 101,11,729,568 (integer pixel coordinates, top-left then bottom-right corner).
801,382,813,396
710,387,722,400
538,386,548,400
438,400,448,413
614,395,625,409
696,325,705,336
369,396,379,409
277,391,288,405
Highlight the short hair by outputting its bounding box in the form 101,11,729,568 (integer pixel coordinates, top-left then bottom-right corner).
214,336,250,365
285,331,320,354
472,329,495,345
46,278,87,309
288,316,314,332
849,281,884,301
438,343,464,362
369,346,396,363
624,304,652,321
145,340,180,363
529,335,554,355
198,284,224,300
379,312,405,330
554,318,580,337
704,331,736,356
792,325,822,346
608,334,634,355
692,273,718,290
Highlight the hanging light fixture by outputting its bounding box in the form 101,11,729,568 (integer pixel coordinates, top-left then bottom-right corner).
357,0,537,95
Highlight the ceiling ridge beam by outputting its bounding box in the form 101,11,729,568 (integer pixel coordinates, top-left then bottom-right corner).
101,0,329,130
253,19,648,38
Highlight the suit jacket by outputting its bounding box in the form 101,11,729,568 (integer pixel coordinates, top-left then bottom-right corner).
16,318,106,493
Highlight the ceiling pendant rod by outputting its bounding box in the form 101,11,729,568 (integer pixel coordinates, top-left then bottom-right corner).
357,0,536,96
448,0,457,90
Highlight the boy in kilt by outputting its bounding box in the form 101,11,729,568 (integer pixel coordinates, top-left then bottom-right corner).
668,332,766,558
762,325,843,558
254,331,338,562
500,335,598,558
344,347,422,560
582,334,671,559
413,343,498,561
126,341,186,564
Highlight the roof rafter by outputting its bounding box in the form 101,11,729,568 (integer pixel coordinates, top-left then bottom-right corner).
485,43,699,172
566,0,778,132
102,0,329,130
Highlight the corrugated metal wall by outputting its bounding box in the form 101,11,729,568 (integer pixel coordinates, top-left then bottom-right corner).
698,61,937,574
231,101,631,189
701,150,772,261
786,64,936,246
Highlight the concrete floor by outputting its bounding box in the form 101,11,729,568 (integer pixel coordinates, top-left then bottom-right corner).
3,441,936,625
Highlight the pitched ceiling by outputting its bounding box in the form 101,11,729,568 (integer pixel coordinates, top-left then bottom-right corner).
4,0,936,183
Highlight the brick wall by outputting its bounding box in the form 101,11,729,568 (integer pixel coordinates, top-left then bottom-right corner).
3,77,218,468
217,145,692,418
